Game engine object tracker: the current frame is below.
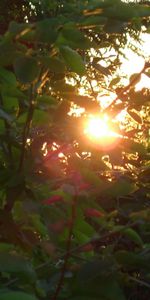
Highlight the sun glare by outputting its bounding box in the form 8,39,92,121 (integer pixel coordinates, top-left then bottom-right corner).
84,116,120,149
86,117,109,138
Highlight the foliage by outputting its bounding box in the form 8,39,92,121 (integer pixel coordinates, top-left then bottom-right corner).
0,1,150,300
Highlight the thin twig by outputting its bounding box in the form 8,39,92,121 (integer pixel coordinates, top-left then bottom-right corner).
104,62,148,113
129,276,150,289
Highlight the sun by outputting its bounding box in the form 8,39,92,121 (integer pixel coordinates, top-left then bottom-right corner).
84,115,120,149
86,117,110,138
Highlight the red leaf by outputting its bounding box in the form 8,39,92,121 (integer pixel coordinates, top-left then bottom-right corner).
79,182,91,190
43,195,63,205
80,243,93,252
84,208,104,218
50,220,65,233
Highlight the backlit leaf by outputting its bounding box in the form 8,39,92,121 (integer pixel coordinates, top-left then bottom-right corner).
60,46,85,75
127,109,142,124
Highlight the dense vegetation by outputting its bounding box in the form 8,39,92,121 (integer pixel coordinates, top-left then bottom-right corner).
0,1,150,299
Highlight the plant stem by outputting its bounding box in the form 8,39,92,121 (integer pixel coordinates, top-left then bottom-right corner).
18,86,35,172
52,190,77,300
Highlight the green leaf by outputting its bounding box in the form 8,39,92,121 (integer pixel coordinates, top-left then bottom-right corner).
40,56,65,73
69,296,103,300
115,250,150,270
0,39,16,66
61,26,91,49
35,19,58,43
0,291,38,300
109,77,120,87
32,109,51,125
37,95,58,106
0,243,14,252
9,21,33,38
123,228,143,247
60,46,85,76
75,219,95,239
0,253,36,281
0,67,17,86
1,84,25,98
104,3,150,21
29,214,48,236
77,259,114,282
2,96,18,112
13,56,40,83
105,179,137,198
80,16,107,28
80,168,103,188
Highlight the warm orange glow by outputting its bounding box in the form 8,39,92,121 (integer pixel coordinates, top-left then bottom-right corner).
84,115,120,149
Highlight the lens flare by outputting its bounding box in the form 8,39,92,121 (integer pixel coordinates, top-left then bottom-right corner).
84,116,120,149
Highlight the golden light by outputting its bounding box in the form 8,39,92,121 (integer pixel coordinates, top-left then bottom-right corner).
86,117,109,138
84,115,120,150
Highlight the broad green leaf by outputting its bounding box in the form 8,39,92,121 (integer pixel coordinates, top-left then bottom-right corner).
0,67,17,85
0,39,16,66
37,95,58,106
61,26,92,49
105,20,126,33
35,19,58,43
32,109,51,125
77,259,114,282
29,214,48,236
2,96,18,112
1,84,25,98
0,243,14,252
98,277,126,300
68,296,103,300
80,16,107,28
105,179,137,198
75,219,95,239
0,291,38,300
109,77,120,87
40,56,65,73
17,109,50,126
0,253,36,281
80,168,104,188
60,46,85,76
123,228,143,247
13,56,40,83
115,250,150,271
76,272,126,300
104,3,150,21
9,21,33,38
